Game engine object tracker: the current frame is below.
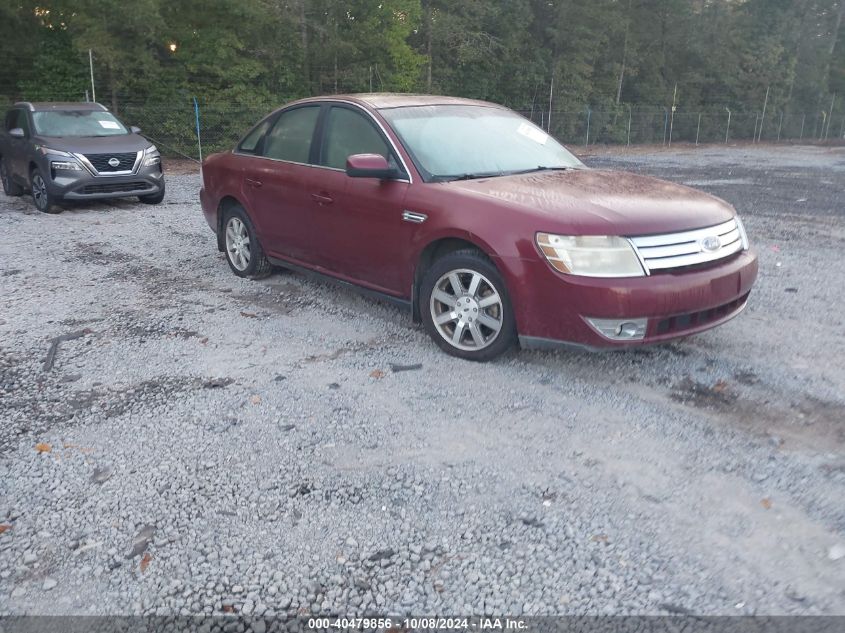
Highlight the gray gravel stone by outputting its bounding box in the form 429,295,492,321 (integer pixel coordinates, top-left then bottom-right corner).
0,148,843,616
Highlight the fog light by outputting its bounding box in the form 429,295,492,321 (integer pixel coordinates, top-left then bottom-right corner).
584,317,647,341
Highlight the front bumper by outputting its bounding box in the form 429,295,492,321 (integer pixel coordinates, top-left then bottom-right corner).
500,250,759,350
46,164,164,201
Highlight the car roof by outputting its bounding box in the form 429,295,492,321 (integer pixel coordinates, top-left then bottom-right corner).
294,93,506,111
14,102,109,113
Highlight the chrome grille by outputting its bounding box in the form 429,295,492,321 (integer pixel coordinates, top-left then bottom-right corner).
629,218,744,272
83,152,138,173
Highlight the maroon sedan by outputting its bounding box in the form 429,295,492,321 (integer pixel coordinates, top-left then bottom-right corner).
200,94,758,361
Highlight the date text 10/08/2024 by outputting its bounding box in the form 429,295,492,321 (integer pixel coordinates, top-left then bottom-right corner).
307,617,528,630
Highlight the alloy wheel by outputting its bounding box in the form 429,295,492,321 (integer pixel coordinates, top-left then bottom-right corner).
429,268,504,351
225,216,251,271
32,173,48,210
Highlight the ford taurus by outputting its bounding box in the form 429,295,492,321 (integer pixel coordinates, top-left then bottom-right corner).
199,94,758,361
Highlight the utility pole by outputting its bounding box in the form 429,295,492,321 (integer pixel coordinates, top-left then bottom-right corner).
548,74,554,133
725,107,732,144
668,83,677,146
758,85,769,142
695,113,701,146
585,107,591,147
88,49,96,103
825,93,836,140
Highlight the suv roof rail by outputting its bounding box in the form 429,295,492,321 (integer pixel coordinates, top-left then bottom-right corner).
13,102,109,112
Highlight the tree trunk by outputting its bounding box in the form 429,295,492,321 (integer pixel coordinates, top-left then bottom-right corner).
616,0,632,104
109,67,118,114
333,14,338,94
828,0,844,58
298,0,310,94
425,0,433,91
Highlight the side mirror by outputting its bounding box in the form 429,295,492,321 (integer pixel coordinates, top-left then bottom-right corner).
9,128,24,139
346,153,400,180
130,126,142,134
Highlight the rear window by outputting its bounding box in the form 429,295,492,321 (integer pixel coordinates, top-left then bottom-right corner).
262,106,320,163
31,110,128,137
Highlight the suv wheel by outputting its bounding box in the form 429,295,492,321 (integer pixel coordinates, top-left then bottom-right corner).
1,157,23,196
223,205,272,279
139,182,165,204
420,249,516,361
31,168,60,214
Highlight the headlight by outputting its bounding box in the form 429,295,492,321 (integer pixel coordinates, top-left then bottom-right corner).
734,215,749,250
36,145,72,157
51,160,82,171
143,145,161,166
536,233,645,277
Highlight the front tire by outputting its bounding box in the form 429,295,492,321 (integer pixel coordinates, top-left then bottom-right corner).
30,168,60,214
1,157,23,196
420,249,516,361
139,182,165,204
222,205,272,279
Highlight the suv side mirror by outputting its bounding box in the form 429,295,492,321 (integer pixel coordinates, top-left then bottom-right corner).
9,128,24,139
346,153,400,180
130,126,142,134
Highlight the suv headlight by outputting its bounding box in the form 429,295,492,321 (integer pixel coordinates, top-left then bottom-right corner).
143,145,161,166
51,160,82,171
536,233,645,277
36,145,73,157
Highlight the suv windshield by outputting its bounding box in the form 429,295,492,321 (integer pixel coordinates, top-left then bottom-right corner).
31,110,129,137
380,104,583,181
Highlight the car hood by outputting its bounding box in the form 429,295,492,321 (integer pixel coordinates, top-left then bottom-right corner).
33,134,152,154
445,168,735,236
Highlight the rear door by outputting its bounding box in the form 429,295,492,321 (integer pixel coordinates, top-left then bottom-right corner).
312,104,412,295
239,105,322,263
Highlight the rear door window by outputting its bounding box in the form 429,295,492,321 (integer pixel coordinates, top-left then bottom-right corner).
237,118,272,154
261,106,320,164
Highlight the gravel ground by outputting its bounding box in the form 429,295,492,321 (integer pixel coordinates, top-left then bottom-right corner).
0,144,843,618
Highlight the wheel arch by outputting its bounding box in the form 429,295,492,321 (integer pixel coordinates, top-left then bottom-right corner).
216,195,245,251
412,235,500,323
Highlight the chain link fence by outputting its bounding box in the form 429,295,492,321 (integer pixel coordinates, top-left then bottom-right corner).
5,99,844,160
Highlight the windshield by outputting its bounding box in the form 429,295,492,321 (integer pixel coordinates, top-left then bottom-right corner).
31,110,129,137
381,104,583,181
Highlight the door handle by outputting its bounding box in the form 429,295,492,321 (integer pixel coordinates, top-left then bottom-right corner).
245,177,263,188
311,192,334,205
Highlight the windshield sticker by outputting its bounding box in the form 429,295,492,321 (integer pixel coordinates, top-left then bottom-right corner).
98,120,120,129
517,122,549,145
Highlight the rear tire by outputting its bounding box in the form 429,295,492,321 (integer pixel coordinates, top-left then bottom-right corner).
30,168,60,214
139,182,165,204
1,157,23,196
222,205,272,279
420,249,516,361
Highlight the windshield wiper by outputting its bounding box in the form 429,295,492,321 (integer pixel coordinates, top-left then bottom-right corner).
506,166,574,176
431,172,503,183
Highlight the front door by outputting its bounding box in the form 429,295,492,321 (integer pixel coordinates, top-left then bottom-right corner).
5,109,31,182
312,105,412,296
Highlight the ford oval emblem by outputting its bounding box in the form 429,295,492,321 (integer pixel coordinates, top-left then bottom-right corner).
700,235,721,252
108,157,120,168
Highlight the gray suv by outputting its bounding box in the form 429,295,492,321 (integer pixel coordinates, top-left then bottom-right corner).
0,102,164,213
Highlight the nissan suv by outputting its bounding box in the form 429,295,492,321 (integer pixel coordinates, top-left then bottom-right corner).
0,102,164,213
